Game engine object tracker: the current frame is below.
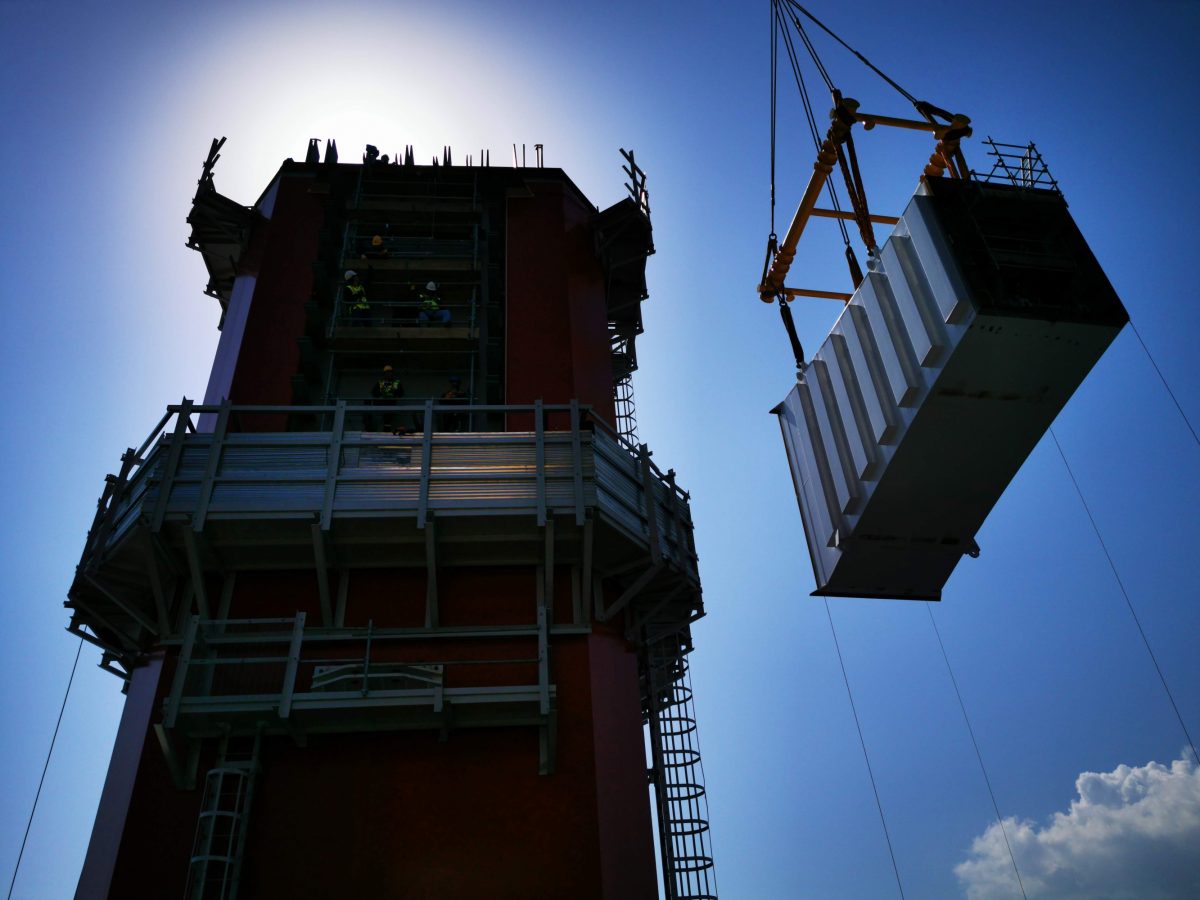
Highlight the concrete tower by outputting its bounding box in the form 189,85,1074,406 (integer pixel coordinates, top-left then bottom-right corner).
68,139,714,899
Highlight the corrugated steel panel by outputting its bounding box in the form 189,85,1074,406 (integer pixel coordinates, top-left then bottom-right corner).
208,483,325,512
334,481,421,508
776,179,1127,600
219,445,330,476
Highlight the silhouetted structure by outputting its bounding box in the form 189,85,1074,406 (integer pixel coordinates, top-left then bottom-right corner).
69,139,715,899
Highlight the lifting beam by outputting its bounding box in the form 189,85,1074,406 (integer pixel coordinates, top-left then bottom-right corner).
758,100,971,304
758,97,859,303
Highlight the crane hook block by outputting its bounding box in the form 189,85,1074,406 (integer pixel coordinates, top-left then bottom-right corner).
774,177,1127,600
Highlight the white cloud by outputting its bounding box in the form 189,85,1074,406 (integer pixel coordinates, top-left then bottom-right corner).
955,754,1200,899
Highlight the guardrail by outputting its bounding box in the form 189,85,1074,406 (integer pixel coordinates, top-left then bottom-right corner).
79,401,698,581
163,614,553,740
329,297,475,332
974,138,1061,194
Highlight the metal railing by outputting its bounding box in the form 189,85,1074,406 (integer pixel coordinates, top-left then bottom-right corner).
163,615,547,734
78,401,698,579
973,138,1061,194
346,227,478,262
329,295,476,333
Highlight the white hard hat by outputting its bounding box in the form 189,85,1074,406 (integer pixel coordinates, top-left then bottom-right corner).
345,269,358,279
425,281,438,291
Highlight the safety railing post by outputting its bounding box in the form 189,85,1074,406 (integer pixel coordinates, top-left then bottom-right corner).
193,400,231,533
278,612,305,719
320,401,346,530
151,399,195,532
569,401,585,526
360,619,374,696
418,401,434,528
165,615,200,729
639,444,662,565
535,399,547,526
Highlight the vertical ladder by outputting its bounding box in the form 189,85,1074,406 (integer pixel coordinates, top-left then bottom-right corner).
184,734,260,900
614,371,639,444
646,642,717,900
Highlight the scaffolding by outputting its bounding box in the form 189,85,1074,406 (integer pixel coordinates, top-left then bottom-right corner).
974,138,1061,194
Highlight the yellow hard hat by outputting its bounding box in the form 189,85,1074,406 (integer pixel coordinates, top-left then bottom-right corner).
372,235,383,247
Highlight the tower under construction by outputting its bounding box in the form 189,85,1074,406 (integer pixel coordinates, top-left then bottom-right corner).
68,138,715,899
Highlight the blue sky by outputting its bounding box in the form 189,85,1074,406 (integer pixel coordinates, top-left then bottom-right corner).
1,1,1198,897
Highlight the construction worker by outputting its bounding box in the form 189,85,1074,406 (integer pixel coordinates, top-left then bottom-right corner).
362,234,389,260
369,365,407,433
440,375,466,431
418,281,451,326
345,270,370,326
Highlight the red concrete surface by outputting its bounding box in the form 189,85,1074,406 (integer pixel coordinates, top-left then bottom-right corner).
90,165,659,898
505,180,617,430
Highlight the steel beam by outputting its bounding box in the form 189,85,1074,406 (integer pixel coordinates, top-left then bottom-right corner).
164,616,200,729
570,400,585,526
153,724,198,790
335,570,349,628
543,515,554,620
601,562,662,622
534,399,546,526
192,400,230,532
216,573,235,622
311,523,333,627
150,399,194,532
628,580,687,640
143,538,171,635
424,517,439,629
319,401,346,530
638,445,662,565
780,287,853,302
536,569,550,717
417,400,434,529
581,517,594,623
278,612,306,719
181,529,211,619
812,208,900,225
83,573,158,636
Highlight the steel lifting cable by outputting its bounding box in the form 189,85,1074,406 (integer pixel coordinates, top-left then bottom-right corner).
1129,321,1200,449
780,4,872,291
824,600,906,899
6,637,84,900
768,0,853,368
926,608,1029,900
1049,428,1199,768
788,8,834,94
785,9,877,268
781,0,921,109
774,5,851,241
769,1,778,240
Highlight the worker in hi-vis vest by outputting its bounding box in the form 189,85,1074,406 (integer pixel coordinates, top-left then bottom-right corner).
418,280,451,326
345,270,370,325
368,364,407,434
